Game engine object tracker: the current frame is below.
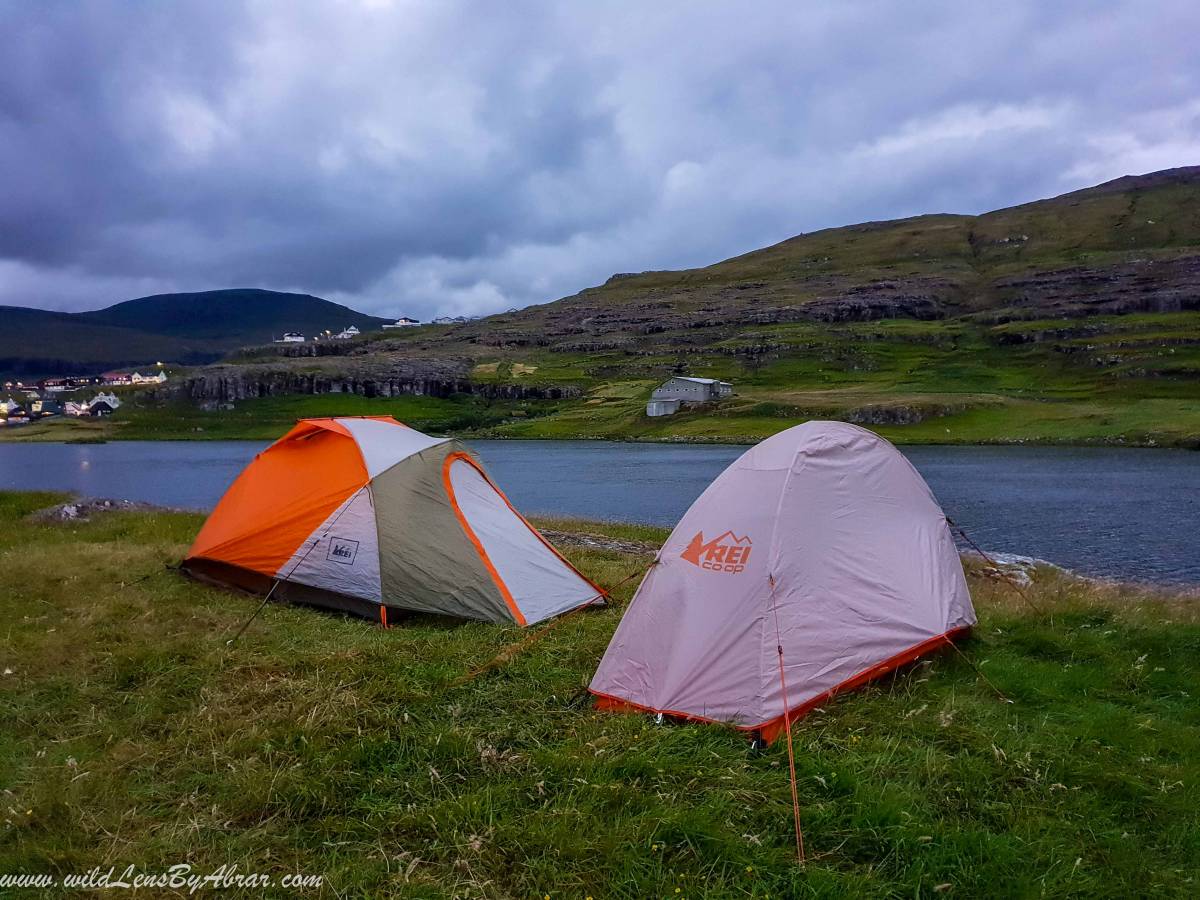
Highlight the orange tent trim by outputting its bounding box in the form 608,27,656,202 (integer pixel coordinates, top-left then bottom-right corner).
442,451,528,626
592,626,972,742
451,452,605,598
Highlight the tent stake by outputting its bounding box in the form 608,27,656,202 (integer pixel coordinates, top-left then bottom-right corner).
225,581,280,647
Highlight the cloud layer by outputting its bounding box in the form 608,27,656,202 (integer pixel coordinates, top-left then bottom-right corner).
2,1,1198,318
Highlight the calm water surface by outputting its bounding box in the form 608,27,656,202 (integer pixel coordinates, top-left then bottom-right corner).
1,440,1197,584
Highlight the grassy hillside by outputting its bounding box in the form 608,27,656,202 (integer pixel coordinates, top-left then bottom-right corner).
0,306,222,374
108,167,1196,447
1,492,1197,895
5,169,1199,446
0,289,392,377
12,307,1195,447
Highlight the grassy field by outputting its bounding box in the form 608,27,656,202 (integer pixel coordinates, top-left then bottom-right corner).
0,394,550,443
2,492,1197,896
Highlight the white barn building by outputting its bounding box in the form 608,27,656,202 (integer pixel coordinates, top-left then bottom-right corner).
645,376,733,417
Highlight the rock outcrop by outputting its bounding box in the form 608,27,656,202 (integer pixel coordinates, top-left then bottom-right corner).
142,358,580,409
989,255,1200,318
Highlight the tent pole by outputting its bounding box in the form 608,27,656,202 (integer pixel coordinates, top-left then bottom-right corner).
769,573,806,865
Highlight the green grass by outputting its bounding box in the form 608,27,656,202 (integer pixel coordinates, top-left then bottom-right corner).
10,309,1194,449
0,394,567,442
2,493,1198,896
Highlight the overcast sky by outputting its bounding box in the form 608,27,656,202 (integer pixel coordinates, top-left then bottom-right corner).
2,1,1198,319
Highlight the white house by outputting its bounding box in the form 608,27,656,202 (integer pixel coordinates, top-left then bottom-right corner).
86,391,121,412
333,325,361,340
275,332,305,343
131,370,168,384
64,401,88,417
651,377,733,403
382,316,421,329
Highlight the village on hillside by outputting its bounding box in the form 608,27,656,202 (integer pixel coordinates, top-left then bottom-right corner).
0,313,447,428
272,315,473,343
0,366,168,427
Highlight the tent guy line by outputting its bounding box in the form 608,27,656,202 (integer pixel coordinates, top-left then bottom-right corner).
224,482,371,648
769,572,807,866
448,561,654,689
948,516,1049,619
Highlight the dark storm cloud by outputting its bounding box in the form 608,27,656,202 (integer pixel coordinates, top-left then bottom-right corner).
1,0,1198,317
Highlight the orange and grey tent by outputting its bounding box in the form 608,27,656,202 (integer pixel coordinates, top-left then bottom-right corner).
183,417,602,625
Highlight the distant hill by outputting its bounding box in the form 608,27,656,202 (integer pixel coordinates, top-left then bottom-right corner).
0,289,392,376
475,164,1200,335
164,166,1200,448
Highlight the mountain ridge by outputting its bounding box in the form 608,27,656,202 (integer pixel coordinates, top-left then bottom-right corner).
0,288,392,376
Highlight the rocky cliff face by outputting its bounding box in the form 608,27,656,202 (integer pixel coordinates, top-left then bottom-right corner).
145,358,579,409
988,254,1200,319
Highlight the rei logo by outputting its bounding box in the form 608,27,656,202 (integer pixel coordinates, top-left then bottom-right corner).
680,530,752,573
326,537,360,566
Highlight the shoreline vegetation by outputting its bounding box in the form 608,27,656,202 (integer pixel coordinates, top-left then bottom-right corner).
2,490,1197,895
2,388,1199,448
